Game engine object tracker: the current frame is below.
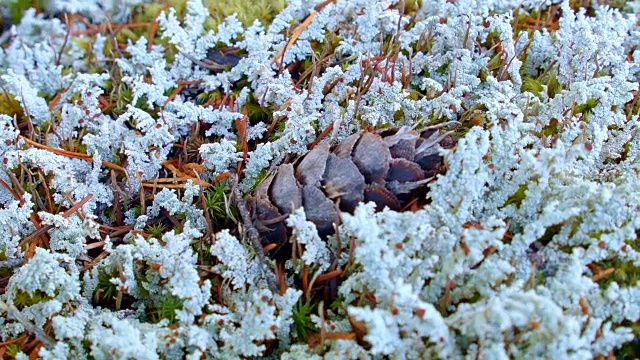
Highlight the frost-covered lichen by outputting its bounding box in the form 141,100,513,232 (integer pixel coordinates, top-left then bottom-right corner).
0,0,639,358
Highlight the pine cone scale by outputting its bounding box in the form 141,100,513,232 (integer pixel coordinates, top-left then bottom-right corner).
321,153,365,212
302,185,337,238
270,164,302,214
295,141,330,187
351,132,391,184
248,126,455,257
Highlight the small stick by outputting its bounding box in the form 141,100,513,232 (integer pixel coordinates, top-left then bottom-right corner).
273,11,319,69
230,175,278,294
178,48,232,71
84,241,105,250
0,299,56,348
315,269,343,284
193,171,214,261
147,4,171,53
0,258,24,268
81,250,109,272
307,122,333,150
591,267,615,282
318,301,326,350
19,193,93,247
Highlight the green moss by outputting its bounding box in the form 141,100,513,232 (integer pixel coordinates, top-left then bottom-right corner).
136,0,284,32
574,98,599,121
0,92,24,120
399,0,423,17
329,296,343,313
546,72,563,98
595,258,640,291
247,169,270,193
72,37,93,59
195,91,219,105
130,204,142,218
109,83,134,117
203,0,286,29
521,77,544,97
268,119,287,142
13,289,56,310
503,184,528,209
537,223,564,246
486,52,503,73
116,28,141,44
93,267,121,308
146,223,167,239
93,263,135,310
247,97,273,125
147,294,183,324
203,180,238,230
5,344,21,358
291,299,318,342
616,321,640,359
7,0,46,24
0,250,14,278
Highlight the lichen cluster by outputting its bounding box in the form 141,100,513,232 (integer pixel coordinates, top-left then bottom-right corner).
0,0,639,359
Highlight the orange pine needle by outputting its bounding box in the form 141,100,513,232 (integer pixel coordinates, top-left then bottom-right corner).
29,342,43,360
20,194,93,249
47,90,64,111
324,332,357,341
64,193,94,218
21,136,91,160
164,84,185,105
147,4,171,53
316,269,343,284
307,122,333,150
579,296,591,316
215,171,231,183
273,11,318,68
71,22,151,37
591,267,615,282
301,265,309,294
232,103,249,177
238,105,249,161
141,177,211,189
263,243,278,252
20,135,127,174
277,261,287,295
183,163,206,176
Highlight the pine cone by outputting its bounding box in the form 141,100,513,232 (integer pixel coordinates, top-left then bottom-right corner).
247,126,455,259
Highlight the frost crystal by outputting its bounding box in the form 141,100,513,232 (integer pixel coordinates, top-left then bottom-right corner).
211,230,261,290
200,139,242,176
1,70,51,125
286,208,331,273
3,248,81,328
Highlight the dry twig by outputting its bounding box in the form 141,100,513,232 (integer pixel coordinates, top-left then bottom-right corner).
230,174,279,294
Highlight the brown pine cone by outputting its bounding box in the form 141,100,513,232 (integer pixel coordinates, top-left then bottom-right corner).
246,126,456,259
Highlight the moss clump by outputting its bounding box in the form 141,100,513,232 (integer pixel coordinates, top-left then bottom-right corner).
203,0,286,29
0,92,24,120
